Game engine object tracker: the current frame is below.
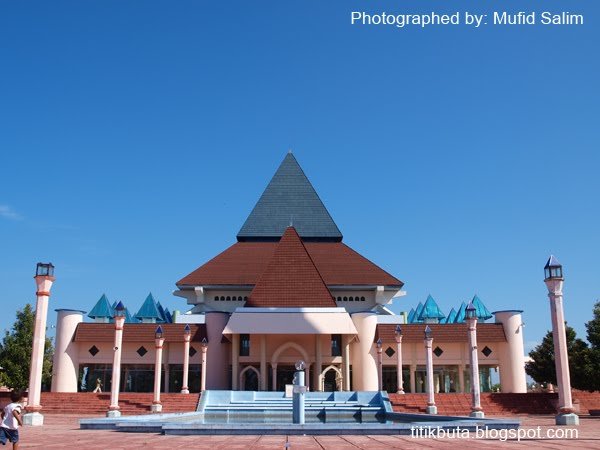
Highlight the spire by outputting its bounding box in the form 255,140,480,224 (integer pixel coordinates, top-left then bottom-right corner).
418,295,446,323
445,307,457,324
413,302,424,323
407,308,416,323
471,295,493,321
134,293,162,323
88,294,114,320
245,227,336,307
454,301,467,323
237,153,342,242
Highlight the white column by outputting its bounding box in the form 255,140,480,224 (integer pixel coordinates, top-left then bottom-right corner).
350,312,378,390
395,335,404,394
377,344,383,390
546,276,579,425
151,336,165,413
200,342,208,392
23,274,54,426
231,334,239,390
424,333,437,414
314,336,322,391
467,316,484,418
107,314,125,418
343,336,351,391
459,364,465,393
181,332,191,394
410,364,416,394
260,335,267,391
271,364,278,391
51,309,84,393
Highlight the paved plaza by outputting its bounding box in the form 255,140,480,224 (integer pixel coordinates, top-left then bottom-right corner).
16,414,600,449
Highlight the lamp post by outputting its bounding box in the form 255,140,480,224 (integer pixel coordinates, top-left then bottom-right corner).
544,256,579,425
466,303,484,418
151,325,165,413
376,338,383,391
200,337,208,392
424,325,437,414
23,263,55,426
394,325,404,394
107,301,126,418
181,324,191,394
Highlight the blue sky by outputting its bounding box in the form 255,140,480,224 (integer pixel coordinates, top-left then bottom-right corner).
1,1,598,354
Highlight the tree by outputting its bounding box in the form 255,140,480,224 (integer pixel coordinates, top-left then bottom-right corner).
585,300,600,390
0,304,53,391
525,325,594,391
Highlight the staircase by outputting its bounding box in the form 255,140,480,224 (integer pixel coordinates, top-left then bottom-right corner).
39,392,201,415
388,392,599,416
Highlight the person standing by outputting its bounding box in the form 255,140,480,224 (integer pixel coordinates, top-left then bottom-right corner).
0,390,24,450
93,378,103,393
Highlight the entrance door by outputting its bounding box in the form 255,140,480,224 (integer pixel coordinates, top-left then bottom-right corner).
276,366,296,391
323,370,337,392
243,369,259,391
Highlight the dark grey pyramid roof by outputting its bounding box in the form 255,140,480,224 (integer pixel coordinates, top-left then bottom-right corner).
237,153,343,242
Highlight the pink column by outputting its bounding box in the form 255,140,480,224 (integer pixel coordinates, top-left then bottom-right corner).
107,303,126,418
466,304,484,418
23,263,55,426
376,339,383,390
394,325,404,394
200,338,208,392
544,255,579,426
151,326,165,413
181,325,191,394
424,326,437,414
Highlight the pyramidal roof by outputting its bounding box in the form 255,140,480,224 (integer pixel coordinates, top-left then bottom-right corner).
454,302,467,323
245,226,337,307
412,302,424,323
237,153,343,242
135,293,162,320
88,294,113,319
471,295,493,321
418,295,446,320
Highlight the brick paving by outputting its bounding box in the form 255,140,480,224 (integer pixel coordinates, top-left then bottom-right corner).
16,414,600,449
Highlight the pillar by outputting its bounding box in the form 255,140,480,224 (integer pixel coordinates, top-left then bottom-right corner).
314,335,322,391
181,330,191,394
107,312,125,418
23,271,54,426
467,316,484,418
151,334,165,413
376,342,383,390
271,364,277,391
231,334,239,390
493,310,527,393
260,335,267,391
200,341,207,392
343,336,351,391
459,364,465,393
205,312,230,389
545,272,579,425
424,332,437,414
395,334,404,394
350,312,378,390
410,364,416,394
51,309,85,393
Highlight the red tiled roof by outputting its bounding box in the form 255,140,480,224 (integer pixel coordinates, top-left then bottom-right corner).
176,242,403,287
375,323,506,343
73,323,207,343
245,227,337,308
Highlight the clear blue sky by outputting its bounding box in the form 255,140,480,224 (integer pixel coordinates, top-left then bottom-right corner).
1,1,598,354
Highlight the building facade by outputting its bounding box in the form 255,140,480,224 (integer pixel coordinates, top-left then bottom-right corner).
51,153,527,394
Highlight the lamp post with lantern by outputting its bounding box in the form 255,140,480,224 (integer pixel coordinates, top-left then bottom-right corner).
151,325,165,413
466,302,484,418
376,338,383,391
107,301,126,418
394,325,404,394
424,325,437,414
181,324,191,394
544,256,579,425
23,263,55,426
200,337,208,392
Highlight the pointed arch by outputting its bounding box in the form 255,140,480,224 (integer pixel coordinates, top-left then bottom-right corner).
239,365,261,391
320,365,343,391
271,341,310,366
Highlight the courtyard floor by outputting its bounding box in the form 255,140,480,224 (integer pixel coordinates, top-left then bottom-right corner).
17,414,600,449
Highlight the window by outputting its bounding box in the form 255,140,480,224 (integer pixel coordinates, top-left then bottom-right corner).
240,334,250,356
331,334,342,357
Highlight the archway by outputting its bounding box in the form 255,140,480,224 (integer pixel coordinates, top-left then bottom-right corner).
239,365,260,391
321,365,343,392
271,342,310,391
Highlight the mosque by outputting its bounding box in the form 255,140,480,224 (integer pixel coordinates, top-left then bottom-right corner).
51,153,527,396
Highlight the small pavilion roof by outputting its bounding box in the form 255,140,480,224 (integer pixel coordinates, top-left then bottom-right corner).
88,294,113,319
418,295,445,321
135,293,162,320
412,302,424,323
471,295,493,321
407,308,416,323
454,302,467,323
445,307,457,324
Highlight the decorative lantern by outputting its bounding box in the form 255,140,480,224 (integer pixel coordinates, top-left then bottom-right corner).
35,262,54,277
544,255,563,281
155,325,163,340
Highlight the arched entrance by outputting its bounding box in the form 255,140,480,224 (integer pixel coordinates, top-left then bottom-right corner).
271,342,310,391
239,366,260,391
321,365,343,392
